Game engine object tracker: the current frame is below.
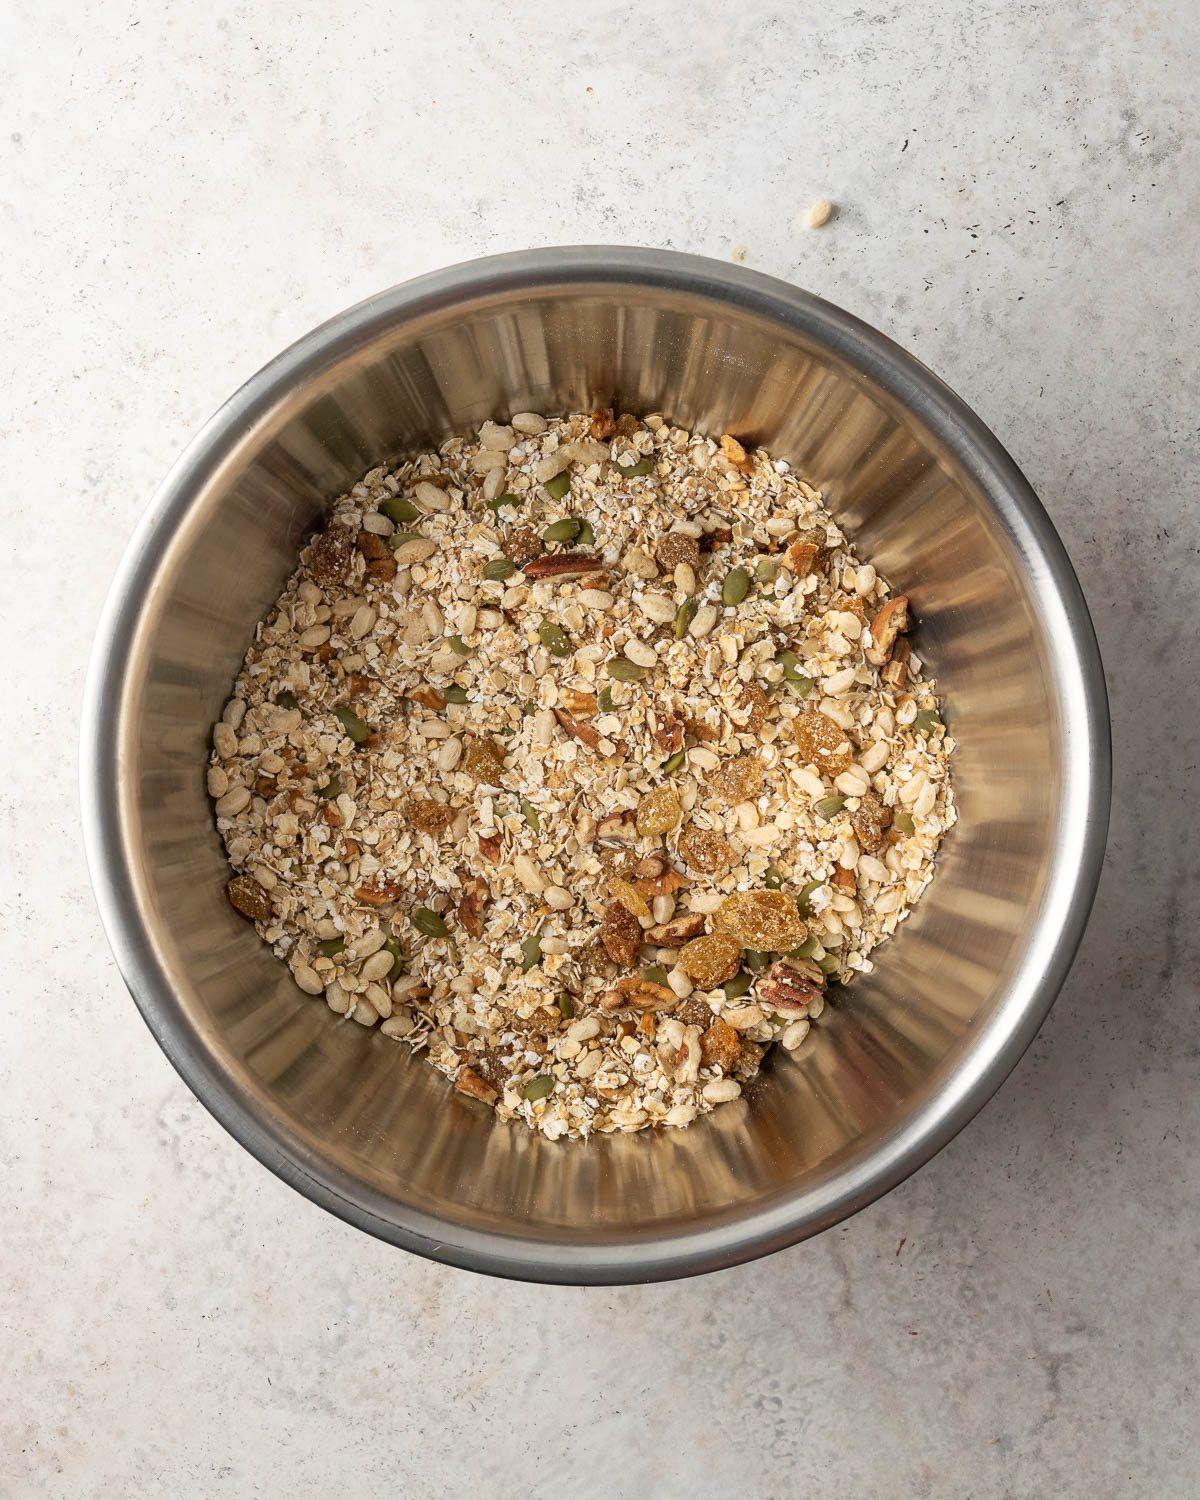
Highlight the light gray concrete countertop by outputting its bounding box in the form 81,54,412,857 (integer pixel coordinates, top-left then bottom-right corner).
4,3,1198,1496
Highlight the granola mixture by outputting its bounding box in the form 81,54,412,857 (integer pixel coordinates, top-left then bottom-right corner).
210,410,955,1139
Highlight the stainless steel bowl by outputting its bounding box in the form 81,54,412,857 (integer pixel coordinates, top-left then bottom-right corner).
81,247,1109,1283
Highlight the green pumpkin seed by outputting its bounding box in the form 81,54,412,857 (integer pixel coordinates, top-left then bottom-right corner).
316,772,341,799
383,940,404,981
815,795,846,821
522,1074,555,1101
721,566,751,607
892,810,915,836
557,992,575,1020
723,970,753,1001
542,470,571,501
387,529,425,549
914,709,944,737
576,519,596,547
763,865,784,890
604,657,647,682
675,598,698,639
487,492,523,516
542,517,582,544
790,934,820,959
379,495,420,525
796,880,824,916
520,799,540,832
443,683,469,705
538,620,574,658
333,706,370,743
274,690,299,710
482,557,516,581
641,966,670,987
316,936,346,958
615,456,653,477
520,934,543,973
447,634,473,657
597,686,614,714
411,908,449,939
755,557,779,585
744,949,771,973
818,954,841,978
661,748,686,775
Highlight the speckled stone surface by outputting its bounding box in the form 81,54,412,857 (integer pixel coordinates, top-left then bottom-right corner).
4,2,1199,1495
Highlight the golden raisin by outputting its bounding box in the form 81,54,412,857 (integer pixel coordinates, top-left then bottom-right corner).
600,900,642,967
715,890,805,951
677,824,737,876
851,791,892,854
636,785,682,837
712,754,765,806
462,736,507,783
733,682,772,736
610,877,653,922
656,532,701,573
678,934,743,988
700,1018,743,1071
405,798,456,837
792,708,853,776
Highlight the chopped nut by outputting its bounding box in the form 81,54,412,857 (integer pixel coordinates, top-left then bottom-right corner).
590,407,616,440
756,958,824,1014
595,810,638,843
477,833,502,863
553,707,604,752
600,900,642,967
457,876,490,937
523,552,604,581
832,863,857,894
865,595,910,666
454,1065,498,1104
784,528,827,576
644,912,706,944
560,687,598,718
719,433,753,471
651,714,684,753
882,636,911,689
407,684,446,711
599,977,677,1012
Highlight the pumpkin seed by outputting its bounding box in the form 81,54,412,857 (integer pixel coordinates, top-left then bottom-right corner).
615,456,653,477
542,470,571,500
557,992,575,1020
316,773,341,799
379,495,420,525
316,936,346,958
522,1074,555,1101
542,518,581,544
815,795,846,820
662,749,686,775
520,934,543,972
892,810,915,835
443,684,469,705
538,620,574,658
447,634,473,657
721,566,751,606
333,706,370,743
796,880,824,916
723,970,752,1000
604,657,647,682
675,598,698,639
411,908,448,938
274,690,299,710
763,865,784,889
482,558,515,581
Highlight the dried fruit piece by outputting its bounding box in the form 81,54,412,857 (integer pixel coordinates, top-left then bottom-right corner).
408,684,446,711
678,933,743,988
405,799,456,836
784,528,827,576
462,736,507,783
636,785,682,837
732,682,772,736
600,900,642,967
757,958,824,1013
656,532,701,573
793,709,853,775
226,875,272,922
477,832,502,862
712,754,766,806
677,824,737,876
851,791,892,853
701,1018,744,1071
865,595,910,666
699,526,733,553
456,875,490,936
610,878,653,922
590,407,616,440
715,890,805,951
309,522,355,586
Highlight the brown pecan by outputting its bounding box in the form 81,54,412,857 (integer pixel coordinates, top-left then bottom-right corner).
644,912,706,944
553,707,603,751
634,868,685,899
454,1065,497,1105
590,407,616,440
347,673,381,697
700,1018,743,1071
598,977,677,1013
523,552,604,581
408,684,446,711
757,959,824,1014
354,880,404,907
226,876,272,922
477,833,502,863
595,810,638,843
457,875,490,938
881,637,911,689
560,687,598,718
865,595,910,666
309,522,355,586
322,803,343,828
600,900,642,967
254,775,277,798
651,713,684,754
698,527,733,553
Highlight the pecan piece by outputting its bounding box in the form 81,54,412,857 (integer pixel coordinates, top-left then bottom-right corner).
698,526,733,553
881,637,911,689
457,875,490,938
523,552,604,581
598,977,678,1013
595,810,637,843
700,1018,743,1071
832,862,857,894
354,879,404,907
600,900,642,967
784,527,827,576
347,673,381,697
757,959,824,1014
560,687,598,718
477,833,502,863
590,407,616,440
553,707,603,751
408,684,446,711
865,595,910,666
309,522,355,586
454,1065,497,1105
644,912,706,944
651,713,684,754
